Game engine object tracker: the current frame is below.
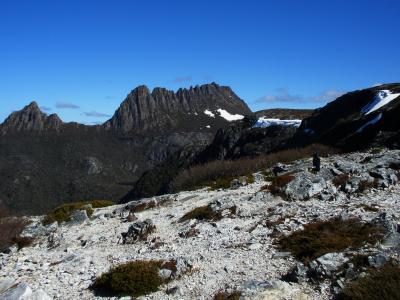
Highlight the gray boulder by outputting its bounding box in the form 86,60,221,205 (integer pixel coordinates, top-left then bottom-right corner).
121,219,154,244
309,252,349,277
85,157,103,175
69,210,89,224
284,172,327,201
0,282,32,300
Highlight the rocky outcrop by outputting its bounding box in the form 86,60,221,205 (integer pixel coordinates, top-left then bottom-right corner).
290,83,400,150
103,82,252,133
0,102,63,134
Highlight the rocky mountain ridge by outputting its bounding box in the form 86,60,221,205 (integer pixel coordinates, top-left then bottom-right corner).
103,83,252,133
0,83,252,214
292,83,400,150
0,102,63,135
1,148,400,299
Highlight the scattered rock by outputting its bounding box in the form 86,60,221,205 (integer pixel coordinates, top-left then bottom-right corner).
120,219,155,244
69,210,89,224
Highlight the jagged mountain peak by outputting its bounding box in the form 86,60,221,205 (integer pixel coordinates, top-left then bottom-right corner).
103,82,252,133
0,102,62,134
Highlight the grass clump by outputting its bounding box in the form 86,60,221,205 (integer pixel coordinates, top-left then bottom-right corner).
337,262,400,300
277,217,385,262
43,200,114,225
179,206,221,223
214,291,242,300
90,260,176,297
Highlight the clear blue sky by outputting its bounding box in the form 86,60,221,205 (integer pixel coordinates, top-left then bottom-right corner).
1,0,399,124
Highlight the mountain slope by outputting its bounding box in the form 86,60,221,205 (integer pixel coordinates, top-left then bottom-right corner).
291,83,400,150
0,83,251,214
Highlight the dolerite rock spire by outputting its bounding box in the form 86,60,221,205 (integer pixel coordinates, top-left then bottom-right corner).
0,101,62,134
103,82,252,133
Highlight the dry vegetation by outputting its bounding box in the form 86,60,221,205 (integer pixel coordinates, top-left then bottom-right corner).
0,205,32,252
128,196,172,213
171,144,337,192
278,217,386,262
358,179,380,193
332,174,350,188
337,262,400,300
262,174,295,197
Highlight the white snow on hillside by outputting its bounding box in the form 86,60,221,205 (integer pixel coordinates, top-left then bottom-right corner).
362,90,400,115
216,109,244,121
253,117,302,128
204,109,215,118
356,113,382,133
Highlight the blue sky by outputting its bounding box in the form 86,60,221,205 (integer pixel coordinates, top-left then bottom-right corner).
1,0,399,124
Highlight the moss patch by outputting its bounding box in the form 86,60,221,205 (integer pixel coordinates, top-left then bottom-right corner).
337,263,400,300
277,217,385,262
90,260,176,297
43,200,114,225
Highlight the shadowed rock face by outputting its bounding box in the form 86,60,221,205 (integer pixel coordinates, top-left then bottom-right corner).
0,83,252,214
290,83,400,150
0,102,63,134
103,83,252,133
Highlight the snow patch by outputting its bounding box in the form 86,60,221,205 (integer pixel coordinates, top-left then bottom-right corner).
253,117,302,128
362,90,400,115
216,109,244,121
204,109,215,118
356,113,382,133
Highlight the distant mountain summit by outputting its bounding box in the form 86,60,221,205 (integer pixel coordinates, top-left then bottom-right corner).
0,102,62,134
103,83,252,133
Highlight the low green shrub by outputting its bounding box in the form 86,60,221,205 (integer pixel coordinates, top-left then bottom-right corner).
43,200,114,225
278,217,385,262
337,262,400,300
90,260,176,297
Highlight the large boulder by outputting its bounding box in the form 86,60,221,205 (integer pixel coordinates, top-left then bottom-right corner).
284,172,327,201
